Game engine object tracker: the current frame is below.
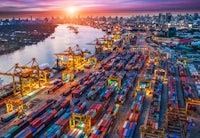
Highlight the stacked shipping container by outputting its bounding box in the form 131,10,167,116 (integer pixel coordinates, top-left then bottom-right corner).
120,89,145,138
146,79,163,129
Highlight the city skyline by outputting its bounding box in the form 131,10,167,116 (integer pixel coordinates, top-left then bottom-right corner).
0,0,200,18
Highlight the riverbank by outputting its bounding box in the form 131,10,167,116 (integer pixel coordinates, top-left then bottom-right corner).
0,23,57,55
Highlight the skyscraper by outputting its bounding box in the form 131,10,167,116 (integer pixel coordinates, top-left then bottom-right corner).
166,13,172,23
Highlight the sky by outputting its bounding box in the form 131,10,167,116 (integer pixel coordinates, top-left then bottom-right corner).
0,0,200,17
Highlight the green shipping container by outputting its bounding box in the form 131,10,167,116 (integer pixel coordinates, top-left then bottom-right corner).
7,126,20,137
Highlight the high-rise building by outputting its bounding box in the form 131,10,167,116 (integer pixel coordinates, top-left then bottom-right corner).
166,13,172,23
159,13,165,23
194,13,199,20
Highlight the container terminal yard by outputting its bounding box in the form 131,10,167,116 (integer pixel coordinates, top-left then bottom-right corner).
0,22,199,138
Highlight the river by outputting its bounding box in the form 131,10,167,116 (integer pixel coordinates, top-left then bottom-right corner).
0,24,105,85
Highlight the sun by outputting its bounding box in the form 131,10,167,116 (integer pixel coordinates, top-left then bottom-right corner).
66,6,77,14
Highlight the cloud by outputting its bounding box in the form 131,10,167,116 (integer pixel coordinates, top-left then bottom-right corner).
0,0,199,13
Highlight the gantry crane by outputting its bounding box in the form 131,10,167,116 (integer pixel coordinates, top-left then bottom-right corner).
104,36,113,50
95,36,113,52
108,75,121,89
39,65,51,84
113,25,121,41
62,70,74,82
95,38,104,54
0,58,41,96
136,76,153,95
140,125,165,138
166,108,187,137
113,31,121,41
6,98,24,116
55,45,91,70
154,52,163,66
185,98,200,113
0,58,50,116
69,113,91,135
88,57,97,67
154,68,167,83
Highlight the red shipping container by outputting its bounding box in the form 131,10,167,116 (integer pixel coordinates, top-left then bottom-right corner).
14,119,24,126
55,118,64,125
61,100,70,108
120,128,125,137
60,118,69,127
129,122,133,129
134,113,139,122
101,127,105,132
28,118,32,122
43,112,56,125
107,106,114,113
77,101,83,107
31,118,42,128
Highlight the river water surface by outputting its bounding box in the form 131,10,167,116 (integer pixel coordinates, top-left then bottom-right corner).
0,24,105,85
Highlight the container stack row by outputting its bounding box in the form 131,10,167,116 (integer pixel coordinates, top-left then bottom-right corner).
101,52,119,71
89,106,119,137
147,79,163,129
133,53,148,72
158,59,167,69
120,89,146,138
2,98,70,138
167,77,179,112
85,104,103,125
86,80,106,100
73,101,87,114
1,110,18,123
115,51,135,71
48,79,63,94
178,64,194,99
42,111,72,138
71,71,105,98
188,64,200,97
64,129,86,138
167,61,175,76
115,72,137,104
125,53,139,71
145,61,155,75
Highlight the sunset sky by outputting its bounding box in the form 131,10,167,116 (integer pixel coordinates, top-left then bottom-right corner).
0,0,200,17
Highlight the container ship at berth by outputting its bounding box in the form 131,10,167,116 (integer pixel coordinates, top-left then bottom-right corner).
0,19,200,138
